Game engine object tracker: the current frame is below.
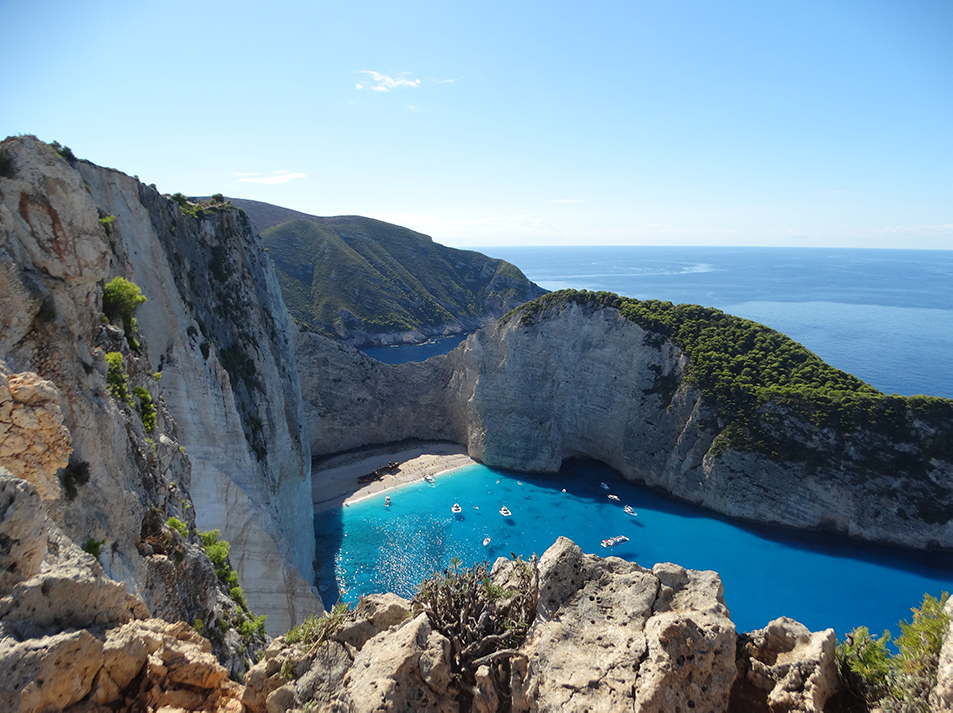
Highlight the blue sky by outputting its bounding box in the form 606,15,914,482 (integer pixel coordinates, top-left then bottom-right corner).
2,0,950,248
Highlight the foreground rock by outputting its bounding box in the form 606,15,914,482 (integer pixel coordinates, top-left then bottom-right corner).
246,537,839,713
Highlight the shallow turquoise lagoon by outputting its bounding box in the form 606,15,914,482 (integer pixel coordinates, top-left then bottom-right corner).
314,460,953,640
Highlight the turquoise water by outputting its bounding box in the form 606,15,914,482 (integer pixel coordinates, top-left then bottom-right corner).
315,460,953,639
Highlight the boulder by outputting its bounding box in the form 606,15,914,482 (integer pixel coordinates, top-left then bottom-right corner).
733,617,838,713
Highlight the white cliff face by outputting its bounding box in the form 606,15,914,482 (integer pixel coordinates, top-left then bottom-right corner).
0,136,320,635
302,297,953,551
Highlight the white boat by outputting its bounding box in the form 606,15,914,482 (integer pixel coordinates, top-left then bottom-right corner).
601,535,629,548
483,536,491,546
452,502,462,514
500,506,512,517
600,482,610,490
608,494,620,501
624,505,637,516
384,496,391,507
424,475,434,483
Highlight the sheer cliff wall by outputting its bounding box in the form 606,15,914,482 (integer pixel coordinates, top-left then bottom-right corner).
302,297,953,551
0,136,320,634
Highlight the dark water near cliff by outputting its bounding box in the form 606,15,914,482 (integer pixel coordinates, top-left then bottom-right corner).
324,247,953,639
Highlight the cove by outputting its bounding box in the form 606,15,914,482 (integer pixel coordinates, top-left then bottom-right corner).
314,459,953,640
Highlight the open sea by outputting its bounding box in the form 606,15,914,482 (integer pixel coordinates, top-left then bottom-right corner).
319,247,953,641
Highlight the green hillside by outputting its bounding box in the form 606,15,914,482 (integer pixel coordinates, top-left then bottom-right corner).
234,200,545,345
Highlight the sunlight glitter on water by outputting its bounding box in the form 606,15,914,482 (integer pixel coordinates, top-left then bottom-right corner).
315,460,953,639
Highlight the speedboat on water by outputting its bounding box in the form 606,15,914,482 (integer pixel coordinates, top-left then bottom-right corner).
601,535,629,548
424,475,434,483
384,496,391,507
624,505,637,516
608,494,620,501
500,506,512,517
483,536,491,546
452,502,462,514
600,482,610,490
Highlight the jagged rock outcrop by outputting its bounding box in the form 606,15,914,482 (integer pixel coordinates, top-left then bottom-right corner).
732,618,838,713
0,135,320,634
301,295,953,550
244,537,843,712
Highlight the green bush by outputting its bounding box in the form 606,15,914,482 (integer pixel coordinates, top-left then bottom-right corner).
104,352,130,402
211,193,225,203
133,385,156,432
99,215,116,236
102,277,147,345
285,603,350,646
838,592,950,710
83,537,106,561
166,517,188,538
50,141,76,162
0,148,14,178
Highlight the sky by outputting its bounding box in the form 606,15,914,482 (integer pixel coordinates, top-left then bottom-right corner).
1,0,951,249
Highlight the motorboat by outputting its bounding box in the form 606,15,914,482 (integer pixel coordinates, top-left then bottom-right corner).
601,535,629,548
424,475,434,484
452,503,462,514
384,496,391,507
607,494,620,501
500,506,512,517
624,505,637,516
483,536,491,546
600,482,610,490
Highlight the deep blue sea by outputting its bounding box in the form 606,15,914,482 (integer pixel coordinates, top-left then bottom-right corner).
325,247,953,640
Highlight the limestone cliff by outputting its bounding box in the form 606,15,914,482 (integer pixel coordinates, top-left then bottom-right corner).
0,135,320,635
301,293,953,550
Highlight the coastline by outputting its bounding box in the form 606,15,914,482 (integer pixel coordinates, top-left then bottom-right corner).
312,441,479,513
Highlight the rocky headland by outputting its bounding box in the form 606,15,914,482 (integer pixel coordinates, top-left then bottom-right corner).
300,291,953,551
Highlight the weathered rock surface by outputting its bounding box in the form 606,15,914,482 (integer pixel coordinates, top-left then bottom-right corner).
247,537,848,713
733,617,838,713
0,135,320,634
301,296,953,550
0,371,71,498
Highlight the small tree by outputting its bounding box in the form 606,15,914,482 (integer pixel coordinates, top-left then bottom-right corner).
102,277,147,345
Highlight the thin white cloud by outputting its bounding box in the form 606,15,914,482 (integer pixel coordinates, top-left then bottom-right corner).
548,199,583,204
237,172,307,185
355,70,421,92
878,223,953,236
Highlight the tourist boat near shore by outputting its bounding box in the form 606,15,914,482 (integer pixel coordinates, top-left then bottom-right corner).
601,535,629,548
424,475,434,483
384,496,390,507
452,502,462,514
500,506,512,517
624,505,637,516
608,494,620,501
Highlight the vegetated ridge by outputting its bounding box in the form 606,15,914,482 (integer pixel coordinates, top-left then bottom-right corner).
231,197,547,348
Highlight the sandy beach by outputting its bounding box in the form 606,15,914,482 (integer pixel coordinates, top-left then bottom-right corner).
312,441,478,513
